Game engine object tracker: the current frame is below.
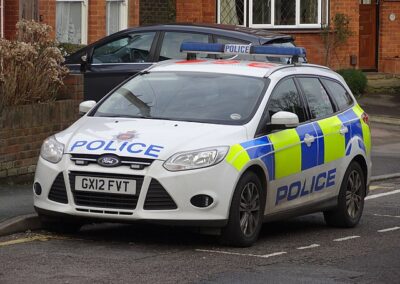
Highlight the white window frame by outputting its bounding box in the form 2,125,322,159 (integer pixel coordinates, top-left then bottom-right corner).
106,0,128,36
247,0,328,29
56,0,88,44
217,0,247,27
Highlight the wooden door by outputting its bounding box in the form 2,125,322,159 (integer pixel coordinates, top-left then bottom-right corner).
359,4,377,70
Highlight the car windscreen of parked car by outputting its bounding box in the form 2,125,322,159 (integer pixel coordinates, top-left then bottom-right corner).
93,72,267,125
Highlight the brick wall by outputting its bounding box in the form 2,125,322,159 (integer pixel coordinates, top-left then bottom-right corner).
88,0,107,43
0,74,83,183
176,0,215,23
379,1,400,73
4,0,18,39
140,0,175,25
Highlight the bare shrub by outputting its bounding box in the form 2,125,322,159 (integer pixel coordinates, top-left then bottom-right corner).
0,20,69,110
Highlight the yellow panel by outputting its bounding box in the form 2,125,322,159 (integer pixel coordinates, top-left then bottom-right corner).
226,144,250,171
353,105,372,155
268,129,301,179
317,116,345,163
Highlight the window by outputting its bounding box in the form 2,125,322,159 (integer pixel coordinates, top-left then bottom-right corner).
56,0,88,44
106,0,128,36
219,0,329,29
322,79,353,110
159,32,209,61
94,72,267,125
218,0,246,26
298,77,334,119
92,32,156,63
267,78,306,123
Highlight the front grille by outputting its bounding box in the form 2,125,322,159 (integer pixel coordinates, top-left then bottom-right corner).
69,172,143,210
48,173,68,204
144,179,177,210
70,154,154,169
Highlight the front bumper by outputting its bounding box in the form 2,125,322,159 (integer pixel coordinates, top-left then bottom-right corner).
33,155,239,226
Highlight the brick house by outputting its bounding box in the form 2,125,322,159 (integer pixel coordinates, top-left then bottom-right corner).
1,0,400,73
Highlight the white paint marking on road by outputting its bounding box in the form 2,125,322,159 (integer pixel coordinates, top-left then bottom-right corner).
195,249,286,259
296,244,320,250
333,236,360,242
377,226,400,233
365,189,400,200
369,185,393,191
373,213,400,219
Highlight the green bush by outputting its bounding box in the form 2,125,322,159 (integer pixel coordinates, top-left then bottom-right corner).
58,42,86,56
336,69,367,96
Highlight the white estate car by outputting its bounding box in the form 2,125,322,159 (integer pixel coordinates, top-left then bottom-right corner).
34,44,371,246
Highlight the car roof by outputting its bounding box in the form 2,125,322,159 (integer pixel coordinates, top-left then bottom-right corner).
149,59,336,80
105,23,294,45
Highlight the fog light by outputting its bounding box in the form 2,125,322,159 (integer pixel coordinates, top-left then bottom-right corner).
190,194,213,208
33,182,42,195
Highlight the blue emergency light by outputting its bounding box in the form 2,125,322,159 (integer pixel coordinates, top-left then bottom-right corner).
180,42,306,63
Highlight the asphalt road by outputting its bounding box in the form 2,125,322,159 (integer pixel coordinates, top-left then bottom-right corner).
370,122,400,176
0,179,399,283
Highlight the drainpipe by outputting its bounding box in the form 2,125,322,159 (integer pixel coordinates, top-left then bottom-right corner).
0,0,3,38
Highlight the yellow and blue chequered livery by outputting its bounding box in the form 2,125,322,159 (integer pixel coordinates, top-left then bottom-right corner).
226,104,371,180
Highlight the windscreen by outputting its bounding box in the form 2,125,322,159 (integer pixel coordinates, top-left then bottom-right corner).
93,72,267,125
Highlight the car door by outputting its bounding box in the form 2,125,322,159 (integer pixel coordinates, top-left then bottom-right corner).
260,78,320,214
296,76,342,201
84,31,158,101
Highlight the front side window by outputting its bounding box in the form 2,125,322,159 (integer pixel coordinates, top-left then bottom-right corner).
159,32,209,61
220,0,329,28
56,0,87,44
266,78,306,123
106,0,128,36
298,77,334,119
93,72,267,125
92,32,156,63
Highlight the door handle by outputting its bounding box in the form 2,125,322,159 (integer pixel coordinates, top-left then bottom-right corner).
304,133,315,147
339,125,349,135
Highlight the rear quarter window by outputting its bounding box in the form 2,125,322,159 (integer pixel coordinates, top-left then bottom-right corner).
322,79,353,111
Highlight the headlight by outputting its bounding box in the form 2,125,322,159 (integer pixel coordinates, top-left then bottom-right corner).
163,146,229,171
40,136,64,164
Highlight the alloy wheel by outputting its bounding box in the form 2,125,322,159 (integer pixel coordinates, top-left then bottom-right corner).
239,182,260,236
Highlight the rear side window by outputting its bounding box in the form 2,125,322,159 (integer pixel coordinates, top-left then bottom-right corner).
322,79,353,110
267,78,306,123
159,32,209,61
298,77,334,119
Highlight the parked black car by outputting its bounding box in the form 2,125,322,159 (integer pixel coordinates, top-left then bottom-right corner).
66,24,302,101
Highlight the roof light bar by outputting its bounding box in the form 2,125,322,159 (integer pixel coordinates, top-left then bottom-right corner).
180,42,306,63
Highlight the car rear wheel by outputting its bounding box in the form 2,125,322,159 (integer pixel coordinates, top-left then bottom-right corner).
219,171,265,247
324,161,366,227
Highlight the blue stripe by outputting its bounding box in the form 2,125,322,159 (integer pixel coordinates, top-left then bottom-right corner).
337,110,356,147
296,123,318,171
346,143,352,156
241,136,270,149
358,139,366,153
313,122,325,166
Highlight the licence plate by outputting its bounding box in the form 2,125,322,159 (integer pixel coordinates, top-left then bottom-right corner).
75,176,136,195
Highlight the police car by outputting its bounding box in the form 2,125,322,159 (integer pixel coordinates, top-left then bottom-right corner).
34,43,371,246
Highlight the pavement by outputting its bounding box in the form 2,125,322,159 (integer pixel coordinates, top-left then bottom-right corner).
0,91,399,233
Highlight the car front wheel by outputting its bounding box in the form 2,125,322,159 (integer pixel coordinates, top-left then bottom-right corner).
219,171,265,247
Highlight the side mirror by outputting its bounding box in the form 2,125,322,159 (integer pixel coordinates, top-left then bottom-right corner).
79,100,96,115
270,111,299,129
80,55,88,72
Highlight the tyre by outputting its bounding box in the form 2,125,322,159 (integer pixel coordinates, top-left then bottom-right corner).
219,171,265,247
324,161,366,228
39,214,82,234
